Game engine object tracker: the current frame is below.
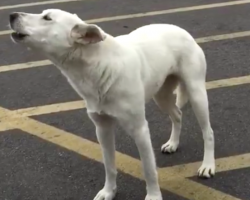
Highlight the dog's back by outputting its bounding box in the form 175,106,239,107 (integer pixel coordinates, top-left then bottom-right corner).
114,24,205,103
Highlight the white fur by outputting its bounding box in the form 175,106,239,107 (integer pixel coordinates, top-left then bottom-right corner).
10,9,216,200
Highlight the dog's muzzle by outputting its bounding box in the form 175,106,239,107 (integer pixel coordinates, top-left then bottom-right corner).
9,12,29,41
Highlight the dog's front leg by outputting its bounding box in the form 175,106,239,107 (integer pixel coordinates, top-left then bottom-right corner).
119,115,162,200
89,113,117,200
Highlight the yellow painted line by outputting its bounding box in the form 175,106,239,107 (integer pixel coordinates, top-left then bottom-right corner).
86,0,250,23
163,179,242,200
0,117,244,200
206,75,250,89
2,30,250,73
10,100,85,117
159,153,250,178
0,105,241,200
0,0,81,10
0,106,144,179
196,30,250,43
0,60,51,72
1,74,249,120
0,122,14,132
0,30,13,36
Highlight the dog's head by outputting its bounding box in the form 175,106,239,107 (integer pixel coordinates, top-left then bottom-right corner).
9,9,107,55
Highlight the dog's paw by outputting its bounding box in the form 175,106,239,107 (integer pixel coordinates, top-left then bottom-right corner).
198,163,215,178
93,188,117,200
161,140,179,153
145,194,163,200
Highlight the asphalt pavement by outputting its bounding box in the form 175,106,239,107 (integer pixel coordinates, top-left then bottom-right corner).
0,0,250,200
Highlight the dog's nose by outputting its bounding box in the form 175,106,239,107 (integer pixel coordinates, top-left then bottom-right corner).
10,13,19,24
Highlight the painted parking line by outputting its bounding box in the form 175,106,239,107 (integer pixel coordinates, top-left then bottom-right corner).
1,30,250,73
2,74,250,119
6,100,85,118
206,75,250,90
0,105,242,200
0,60,52,72
11,100,85,117
159,153,250,178
0,30,13,36
2,0,250,36
196,31,250,43
86,0,250,24
0,122,13,132
0,0,81,10
1,0,250,21
166,179,241,200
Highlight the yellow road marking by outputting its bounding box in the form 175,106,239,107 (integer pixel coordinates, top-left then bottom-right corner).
2,30,250,73
196,31,250,43
0,106,143,178
0,106,242,200
163,179,241,200
0,60,51,72
159,153,250,178
7,100,85,118
0,0,81,10
2,75,249,119
0,122,13,132
8,100,83,118
206,75,250,89
0,30,13,36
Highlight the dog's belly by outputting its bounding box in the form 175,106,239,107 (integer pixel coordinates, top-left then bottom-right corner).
140,58,175,102
143,76,168,102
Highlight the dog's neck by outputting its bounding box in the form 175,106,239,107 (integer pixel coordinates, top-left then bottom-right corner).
47,35,125,110
49,34,122,69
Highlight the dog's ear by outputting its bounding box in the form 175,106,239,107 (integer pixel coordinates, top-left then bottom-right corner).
70,23,106,44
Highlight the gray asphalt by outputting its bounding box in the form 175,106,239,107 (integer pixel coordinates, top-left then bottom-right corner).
0,0,250,200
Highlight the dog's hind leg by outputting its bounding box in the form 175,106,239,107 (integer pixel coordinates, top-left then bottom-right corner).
175,81,189,109
180,48,215,178
154,75,184,153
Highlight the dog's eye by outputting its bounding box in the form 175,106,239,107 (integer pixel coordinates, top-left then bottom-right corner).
43,15,52,21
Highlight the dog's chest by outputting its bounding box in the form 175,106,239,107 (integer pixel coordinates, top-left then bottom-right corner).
60,68,108,113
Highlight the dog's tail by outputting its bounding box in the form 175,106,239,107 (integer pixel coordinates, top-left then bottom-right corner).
175,82,188,109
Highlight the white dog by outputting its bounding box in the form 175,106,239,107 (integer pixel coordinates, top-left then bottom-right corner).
9,9,215,200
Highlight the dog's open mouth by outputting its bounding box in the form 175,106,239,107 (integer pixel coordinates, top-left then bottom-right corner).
11,32,29,40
